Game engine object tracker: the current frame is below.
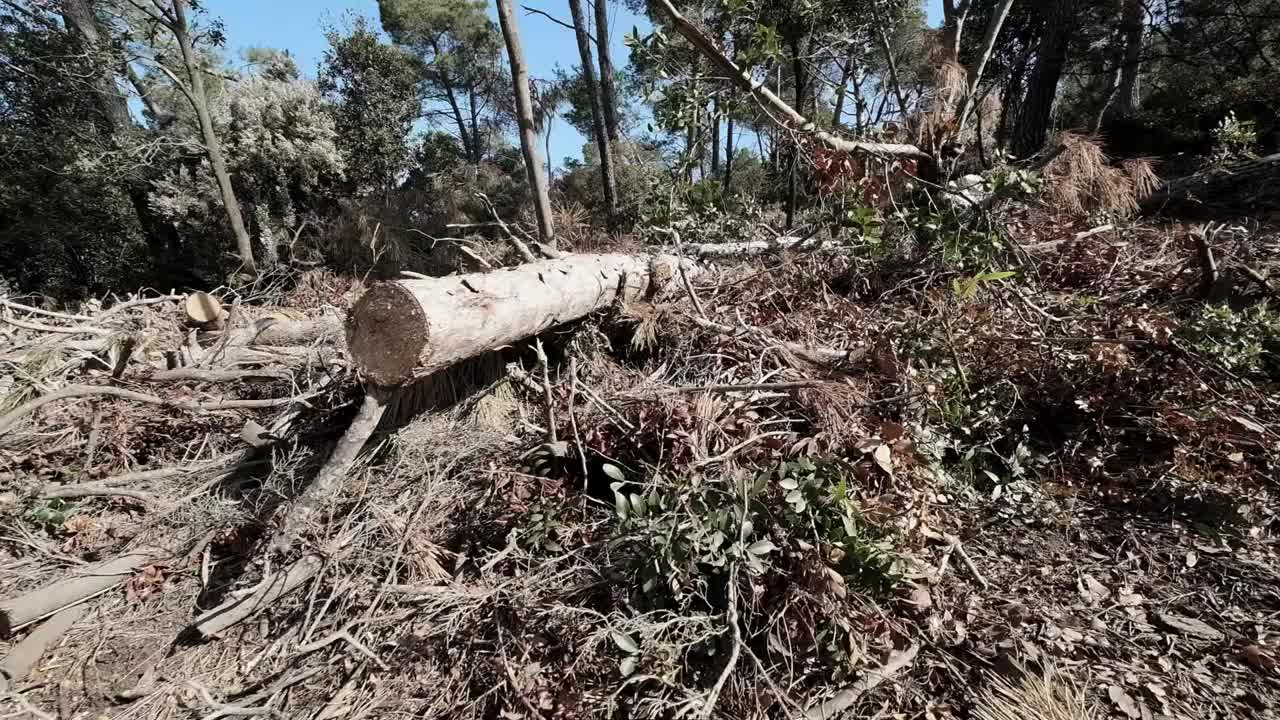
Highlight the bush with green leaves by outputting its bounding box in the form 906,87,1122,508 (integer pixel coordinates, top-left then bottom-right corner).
606,458,899,614
1181,304,1280,374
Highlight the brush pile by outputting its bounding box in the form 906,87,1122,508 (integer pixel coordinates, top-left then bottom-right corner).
2,158,1280,719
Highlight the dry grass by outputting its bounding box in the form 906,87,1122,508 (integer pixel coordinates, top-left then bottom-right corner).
974,665,1098,720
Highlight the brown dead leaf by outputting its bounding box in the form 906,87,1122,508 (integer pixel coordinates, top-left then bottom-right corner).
1240,645,1277,672
125,564,167,604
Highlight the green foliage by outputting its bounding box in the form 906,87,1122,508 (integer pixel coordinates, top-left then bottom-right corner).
606,458,899,613
952,270,1017,301
769,458,899,597
1211,111,1258,162
1181,304,1280,374
0,15,150,298
319,17,421,196
28,498,78,532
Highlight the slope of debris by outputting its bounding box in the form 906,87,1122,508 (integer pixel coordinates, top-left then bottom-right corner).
1,209,1278,719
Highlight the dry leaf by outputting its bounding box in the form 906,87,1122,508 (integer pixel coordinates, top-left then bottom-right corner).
1109,684,1141,719
872,444,893,475
1241,645,1277,672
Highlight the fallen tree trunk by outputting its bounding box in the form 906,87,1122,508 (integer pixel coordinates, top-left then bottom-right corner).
188,553,323,639
1142,152,1280,212
347,253,694,386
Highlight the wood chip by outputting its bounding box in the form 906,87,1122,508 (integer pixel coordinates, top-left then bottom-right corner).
1153,611,1224,641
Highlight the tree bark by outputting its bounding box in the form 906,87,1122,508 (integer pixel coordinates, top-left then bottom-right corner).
1114,0,1145,116
567,0,618,223
593,0,622,141
956,0,1017,135
495,0,556,243
346,253,694,386
171,0,256,274
653,0,927,161
1012,0,1078,158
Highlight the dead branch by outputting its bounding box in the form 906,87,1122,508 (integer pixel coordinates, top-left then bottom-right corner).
0,384,300,436
690,316,867,367
189,554,324,639
35,483,160,506
800,643,921,719
653,0,927,161
0,546,170,636
267,387,392,553
144,367,293,383
0,605,86,692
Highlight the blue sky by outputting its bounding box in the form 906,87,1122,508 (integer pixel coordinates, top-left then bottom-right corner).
212,0,942,169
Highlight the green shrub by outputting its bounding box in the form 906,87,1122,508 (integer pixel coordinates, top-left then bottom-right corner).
1181,304,1280,374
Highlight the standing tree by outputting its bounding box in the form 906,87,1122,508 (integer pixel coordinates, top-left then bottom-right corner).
594,0,622,142
319,17,421,197
568,0,619,223
495,0,555,243
379,0,506,164
133,0,257,274
1012,0,1079,156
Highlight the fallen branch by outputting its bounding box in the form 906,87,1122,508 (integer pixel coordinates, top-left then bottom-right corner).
690,316,867,367
267,387,391,552
0,605,86,692
0,384,300,436
189,554,324,639
35,484,160,506
654,0,927,161
800,643,921,719
0,546,169,636
144,367,293,383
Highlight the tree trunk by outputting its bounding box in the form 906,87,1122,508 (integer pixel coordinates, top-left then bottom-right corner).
956,0,1017,135
723,114,735,194
346,253,694,386
467,86,484,162
1012,0,1077,158
495,0,556,243
568,0,618,222
431,37,476,164
1114,0,1145,116
711,99,721,176
831,48,855,128
171,0,255,274
593,0,622,141
941,0,973,61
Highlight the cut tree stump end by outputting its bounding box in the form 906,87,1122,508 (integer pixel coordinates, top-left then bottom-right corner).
346,282,430,386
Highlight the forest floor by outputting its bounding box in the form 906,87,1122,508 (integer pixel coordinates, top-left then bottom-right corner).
1,209,1278,720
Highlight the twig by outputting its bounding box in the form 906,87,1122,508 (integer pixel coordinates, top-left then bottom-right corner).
96,294,184,321
0,298,93,322
1192,224,1219,298
145,367,293,383
693,431,792,468
568,358,590,486
295,622,389,671
944,533,989,589
800,643,921,719
0,316,112,336
0,385,300,435
700,478,747,718
36,484,160,506
534,341,557,444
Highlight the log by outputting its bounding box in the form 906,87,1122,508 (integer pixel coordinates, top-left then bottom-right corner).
0,547,165,637
1142,152,1280,212
184,291,223,326
346,253,694,387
